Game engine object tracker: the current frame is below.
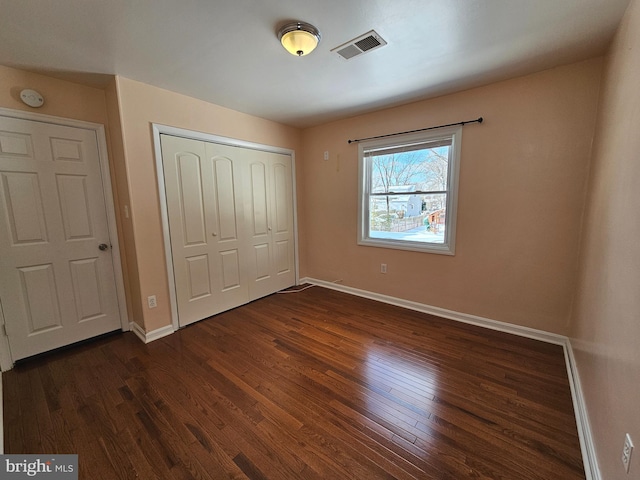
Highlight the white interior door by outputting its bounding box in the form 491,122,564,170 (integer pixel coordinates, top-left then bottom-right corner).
0,116,122,360
242,149,295,300
160,135,249,327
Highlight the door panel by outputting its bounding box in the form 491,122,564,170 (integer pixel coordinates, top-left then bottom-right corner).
204,142,249,311
0,115,121,360
219,249,241,290
50,137,83,163
161,136,251,326
56,174,93,240
69,257,104,321
0,130,33,158
269,154,295,289
242,150,295,300
1,171,48,244
177,153,207,246
273,163,289,234
162,137,214,324
244,156,272,298
253,244,271,281
275,240,290,274
18,263,62,333
213,158,238,241
249,162,268,236
185,254,211,300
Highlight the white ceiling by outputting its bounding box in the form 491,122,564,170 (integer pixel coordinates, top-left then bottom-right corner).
0,0,631,127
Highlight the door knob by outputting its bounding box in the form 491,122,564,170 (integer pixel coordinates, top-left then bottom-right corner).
98,243,109,251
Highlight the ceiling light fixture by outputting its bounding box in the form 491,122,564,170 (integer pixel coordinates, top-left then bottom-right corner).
277,21,321,57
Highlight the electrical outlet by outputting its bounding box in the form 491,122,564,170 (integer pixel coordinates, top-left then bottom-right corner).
147,295,157,309
380,263,387,274
622,433,634,473
323,150,329,161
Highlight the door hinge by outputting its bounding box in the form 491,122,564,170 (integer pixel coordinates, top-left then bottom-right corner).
2,324,7,336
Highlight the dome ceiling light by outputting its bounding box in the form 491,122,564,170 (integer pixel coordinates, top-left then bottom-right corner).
277,21,321,57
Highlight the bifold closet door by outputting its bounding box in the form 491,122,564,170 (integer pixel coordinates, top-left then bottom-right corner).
161,135,295,327
241,149,296,300
161,135,249,327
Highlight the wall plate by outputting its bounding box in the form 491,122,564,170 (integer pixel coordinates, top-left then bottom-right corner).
20,89,44,108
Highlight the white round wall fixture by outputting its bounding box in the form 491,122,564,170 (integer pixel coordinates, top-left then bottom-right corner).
20,89,44,108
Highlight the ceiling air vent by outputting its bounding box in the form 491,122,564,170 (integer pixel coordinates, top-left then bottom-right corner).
331,30,387,60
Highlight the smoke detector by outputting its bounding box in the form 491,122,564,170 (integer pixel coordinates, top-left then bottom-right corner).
331,30,387,60
20,89,44,108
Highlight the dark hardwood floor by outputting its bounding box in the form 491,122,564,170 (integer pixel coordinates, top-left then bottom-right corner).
2,286,585,479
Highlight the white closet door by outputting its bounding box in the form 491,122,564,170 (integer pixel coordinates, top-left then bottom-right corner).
160,135,248,327
242,149,295,300
204,141,250,307
0,116,121,360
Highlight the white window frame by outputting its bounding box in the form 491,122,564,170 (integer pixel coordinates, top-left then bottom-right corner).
357,125,462,255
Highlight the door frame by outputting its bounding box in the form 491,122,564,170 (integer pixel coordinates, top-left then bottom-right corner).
0,107,130,371
152,124,300,331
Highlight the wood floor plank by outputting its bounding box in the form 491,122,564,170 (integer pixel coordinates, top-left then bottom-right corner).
3,286,585,479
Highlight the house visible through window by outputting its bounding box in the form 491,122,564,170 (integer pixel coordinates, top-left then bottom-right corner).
357,125,462,254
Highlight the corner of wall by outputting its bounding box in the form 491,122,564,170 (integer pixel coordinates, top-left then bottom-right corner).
565,55,607,337
565,1,640,478
104,77,145,328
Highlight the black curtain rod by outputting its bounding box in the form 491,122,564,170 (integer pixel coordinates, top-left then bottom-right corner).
347,117,483,144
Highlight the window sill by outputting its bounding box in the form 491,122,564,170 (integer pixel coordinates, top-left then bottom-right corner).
357,237,455,255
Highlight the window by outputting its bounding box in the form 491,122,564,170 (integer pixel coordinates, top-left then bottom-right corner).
358,125,462,254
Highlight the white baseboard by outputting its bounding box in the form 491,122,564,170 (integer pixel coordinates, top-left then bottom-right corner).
299,277,600,480
300,277,566,344
563,339,601,480
129,322,174,344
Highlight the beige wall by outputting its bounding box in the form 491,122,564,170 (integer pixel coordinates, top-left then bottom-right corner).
114,77,303,332
301,58,603,334
570,0,640,478
0,65,109,124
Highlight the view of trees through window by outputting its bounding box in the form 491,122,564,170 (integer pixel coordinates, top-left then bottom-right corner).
367,143,451,244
